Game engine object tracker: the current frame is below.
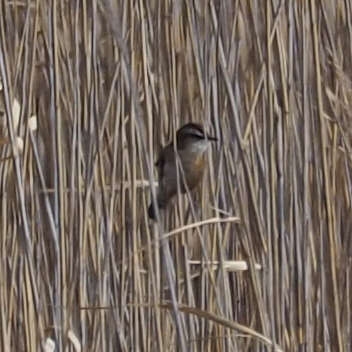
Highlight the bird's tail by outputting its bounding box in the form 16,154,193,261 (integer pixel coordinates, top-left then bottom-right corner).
148,196,166,220
148,203,157,220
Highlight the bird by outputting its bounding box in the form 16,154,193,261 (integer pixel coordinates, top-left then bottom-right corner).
148,122,217,220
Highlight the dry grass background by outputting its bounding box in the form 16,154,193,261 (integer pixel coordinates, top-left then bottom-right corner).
0,0,352,351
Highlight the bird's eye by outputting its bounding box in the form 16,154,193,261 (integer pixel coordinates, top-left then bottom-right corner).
191,133,203,139
189,130,204,139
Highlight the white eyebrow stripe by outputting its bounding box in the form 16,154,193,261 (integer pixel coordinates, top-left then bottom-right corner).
189,128,204,137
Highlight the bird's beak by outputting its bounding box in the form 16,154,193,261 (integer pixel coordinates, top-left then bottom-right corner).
206,134,217,142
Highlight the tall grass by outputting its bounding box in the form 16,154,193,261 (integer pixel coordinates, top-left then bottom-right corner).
0,1,351,351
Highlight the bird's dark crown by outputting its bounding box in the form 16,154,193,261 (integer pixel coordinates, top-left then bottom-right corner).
176,123,205,139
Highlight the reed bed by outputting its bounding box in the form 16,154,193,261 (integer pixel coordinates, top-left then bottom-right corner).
0,1,351,351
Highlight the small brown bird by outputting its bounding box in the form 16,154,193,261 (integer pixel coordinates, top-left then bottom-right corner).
148,122,217,220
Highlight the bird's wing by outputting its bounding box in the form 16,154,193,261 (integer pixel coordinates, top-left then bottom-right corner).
155,144,173,180
155,154,164,179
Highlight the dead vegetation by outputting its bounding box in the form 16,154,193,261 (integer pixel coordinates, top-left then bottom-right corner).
0,1,351,351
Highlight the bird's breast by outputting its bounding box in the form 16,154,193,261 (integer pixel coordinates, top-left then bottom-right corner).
181,152,206,191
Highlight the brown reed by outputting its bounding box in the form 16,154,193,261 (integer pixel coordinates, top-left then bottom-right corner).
0,1,351,351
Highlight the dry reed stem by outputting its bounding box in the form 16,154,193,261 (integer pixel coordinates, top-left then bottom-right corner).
0,1,351,351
